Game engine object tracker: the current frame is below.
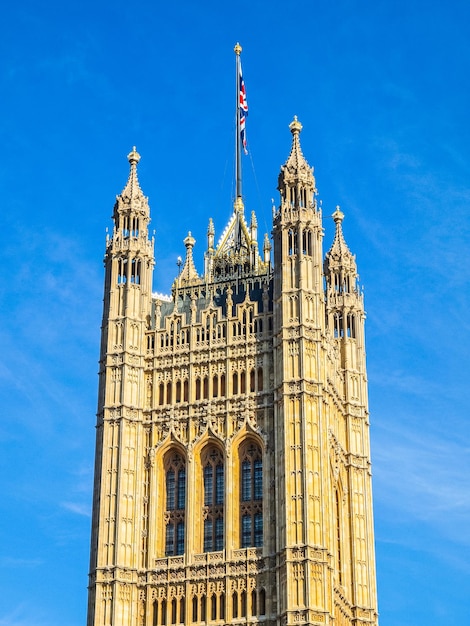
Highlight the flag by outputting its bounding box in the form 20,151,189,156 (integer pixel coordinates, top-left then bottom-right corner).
239,61,248,155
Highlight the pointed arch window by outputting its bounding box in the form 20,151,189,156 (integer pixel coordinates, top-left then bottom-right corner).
240,442,263,548
202,447,224,552
288,229,298,256
130,259,141,284
165,452,186,556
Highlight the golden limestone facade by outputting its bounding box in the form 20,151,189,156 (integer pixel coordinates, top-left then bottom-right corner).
87,120,378,626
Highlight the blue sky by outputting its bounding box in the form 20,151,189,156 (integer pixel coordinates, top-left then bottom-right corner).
0,1,469,624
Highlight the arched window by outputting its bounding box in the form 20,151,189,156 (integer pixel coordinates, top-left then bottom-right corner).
219,593,225,620
165,452,186,556
241,591,247,617
250,369,255,392
202,447,224,552
232,592,238,619
240,442,263,548
200,597,206,622
251,589,257,616
259,589,266,615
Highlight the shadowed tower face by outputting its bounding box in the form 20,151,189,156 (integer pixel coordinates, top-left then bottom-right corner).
87,122,378,626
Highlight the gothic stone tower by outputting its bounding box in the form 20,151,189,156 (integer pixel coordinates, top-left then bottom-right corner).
88,121,378,626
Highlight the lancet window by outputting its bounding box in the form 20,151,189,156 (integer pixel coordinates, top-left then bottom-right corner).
202,447,224,552
302,229,312,256
130,259,141,284
288,229,298,256
240,442,263,548
117,258,127,284
130,217,139,237
164,452,186,556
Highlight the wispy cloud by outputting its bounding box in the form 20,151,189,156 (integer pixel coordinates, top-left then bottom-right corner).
373,421,470,547
61,501,91,517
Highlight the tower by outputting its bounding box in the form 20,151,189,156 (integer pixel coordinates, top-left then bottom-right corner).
88,123,378,626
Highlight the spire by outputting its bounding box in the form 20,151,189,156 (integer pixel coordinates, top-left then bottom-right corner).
263,232,271,264
119,147,146,206
280,116,316,187
285,117,307,169
276,117,317,225
177,232,199,286
207,218,215,250
324,207,358,295
112,148,151,241
325,207,356,267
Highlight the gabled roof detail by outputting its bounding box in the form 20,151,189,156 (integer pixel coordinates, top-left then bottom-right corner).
201,198,269,281
215,207,251,259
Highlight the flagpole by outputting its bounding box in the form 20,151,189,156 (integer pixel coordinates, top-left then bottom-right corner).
234,42,242,204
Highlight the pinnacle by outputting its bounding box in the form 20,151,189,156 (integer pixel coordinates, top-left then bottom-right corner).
326,206,355,264
120,147,144,202
178,231,199,285
282,116,312,176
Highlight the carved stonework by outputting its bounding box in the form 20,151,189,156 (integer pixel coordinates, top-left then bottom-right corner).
88,122,378,626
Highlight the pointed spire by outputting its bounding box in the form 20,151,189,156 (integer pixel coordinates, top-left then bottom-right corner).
327,206,354,260
263,232,271,264
120,147,145,205
112,147,151,241
207,218,215,250
177,232,199,286
286,116,305,165
250,210,258,242
324,207,358,294
277,117,316,212
283,116,313,179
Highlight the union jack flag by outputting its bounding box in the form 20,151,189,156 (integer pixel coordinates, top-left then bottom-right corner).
239,61,248,155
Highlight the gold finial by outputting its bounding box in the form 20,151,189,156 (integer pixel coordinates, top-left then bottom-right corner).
127,146,141,164
332,205,345,223
234,42,242,55
289,115,303,134
184,231,196,248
